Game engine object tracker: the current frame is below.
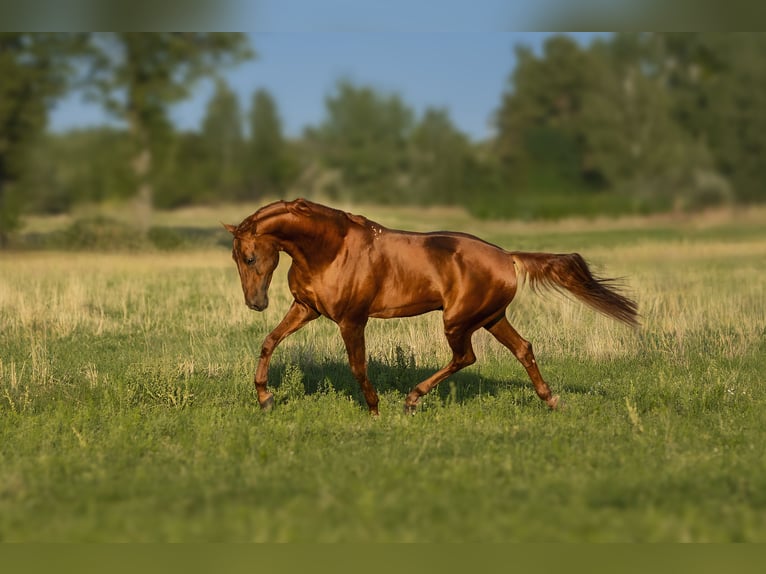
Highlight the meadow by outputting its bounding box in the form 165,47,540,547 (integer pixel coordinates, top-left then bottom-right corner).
1,203,765,541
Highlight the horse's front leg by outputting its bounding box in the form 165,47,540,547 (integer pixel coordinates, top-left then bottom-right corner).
254,300,319,410
339,320,379,415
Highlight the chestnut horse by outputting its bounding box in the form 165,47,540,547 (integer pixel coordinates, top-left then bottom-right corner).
224,198,638,415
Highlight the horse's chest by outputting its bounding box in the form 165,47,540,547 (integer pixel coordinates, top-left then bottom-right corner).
287,269,318,306
288,264,368,320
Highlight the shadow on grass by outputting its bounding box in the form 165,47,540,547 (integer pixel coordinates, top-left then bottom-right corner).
265,357,545,410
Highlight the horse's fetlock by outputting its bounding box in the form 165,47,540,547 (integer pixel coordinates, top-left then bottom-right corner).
403,401,418,415
404,391,421,411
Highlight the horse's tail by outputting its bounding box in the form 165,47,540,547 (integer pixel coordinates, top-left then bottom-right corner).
510,252,639,327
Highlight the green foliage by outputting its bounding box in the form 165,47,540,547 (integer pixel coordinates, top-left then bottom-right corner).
488,32,766,218
468,187,659,221
315,80,415,202
246,89,296,198
410,108,476,204
158,84,298,207
55,216,148,250
19,129,134,213
87,33,253,124
86,33,254,228
29,216,197,251
160,80,248,207
494,35,596,198
673,33,766,203
201,80,246,197
276,363,306,403
17,84,300,212
578,37,718,208
0,33,88,242
310,84,496,208
156,132,207,209
0,181,23,245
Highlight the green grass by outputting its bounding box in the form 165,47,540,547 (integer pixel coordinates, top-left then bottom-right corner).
1,206,765,541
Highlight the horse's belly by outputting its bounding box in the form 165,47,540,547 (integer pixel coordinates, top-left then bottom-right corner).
368,301,442,319
367,262,444,318
368,291,443,319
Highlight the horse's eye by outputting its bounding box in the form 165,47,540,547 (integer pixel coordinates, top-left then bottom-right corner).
245,256,255,265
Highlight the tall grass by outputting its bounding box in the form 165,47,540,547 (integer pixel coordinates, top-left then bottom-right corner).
1,208,765,541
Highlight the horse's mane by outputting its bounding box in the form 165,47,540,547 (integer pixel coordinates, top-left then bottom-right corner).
236,199,375,235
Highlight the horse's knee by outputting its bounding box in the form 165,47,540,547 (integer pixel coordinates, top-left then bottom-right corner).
260,335,278,359
348,361,367,382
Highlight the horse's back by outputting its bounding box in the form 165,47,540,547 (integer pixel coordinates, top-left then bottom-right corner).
386,230,511,273
364,229,516,319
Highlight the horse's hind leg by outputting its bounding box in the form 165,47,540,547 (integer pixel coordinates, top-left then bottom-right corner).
404,328,476,413
485,316,560,410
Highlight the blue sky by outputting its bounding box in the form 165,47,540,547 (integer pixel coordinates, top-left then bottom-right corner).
49,29,607,141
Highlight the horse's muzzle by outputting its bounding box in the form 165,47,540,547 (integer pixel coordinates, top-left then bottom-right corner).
246,293,269,311
247,300,268,311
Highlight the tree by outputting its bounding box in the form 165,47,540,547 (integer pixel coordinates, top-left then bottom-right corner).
659,33,766,204
0,33,86,245
707,35,766,203
492,33,730,214
247,88,293,198
87,33,253,231
21,128,134,213
577,34,715,208
164,79,247,207
316,80,414,202
201,79,245,200
494,35,595,193
410,107,473,204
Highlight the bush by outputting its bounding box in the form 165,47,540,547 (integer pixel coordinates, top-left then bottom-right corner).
55,217,149,251
147,227,187,250
44,217,191,251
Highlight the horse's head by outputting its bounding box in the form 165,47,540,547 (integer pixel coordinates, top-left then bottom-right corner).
224,224,280,312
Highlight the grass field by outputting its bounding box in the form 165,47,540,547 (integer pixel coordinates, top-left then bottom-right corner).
1,204,765,541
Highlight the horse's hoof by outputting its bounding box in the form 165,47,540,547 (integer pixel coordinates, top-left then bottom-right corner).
259,394,275,412
547,394,561,410
403,402,417,415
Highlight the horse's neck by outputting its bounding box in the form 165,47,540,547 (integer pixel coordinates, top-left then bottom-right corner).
260,213,346,266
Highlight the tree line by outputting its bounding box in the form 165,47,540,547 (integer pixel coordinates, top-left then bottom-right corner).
2,33,766,243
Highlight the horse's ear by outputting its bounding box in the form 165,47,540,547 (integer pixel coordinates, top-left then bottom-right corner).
222,223,237,235
286,198,313,217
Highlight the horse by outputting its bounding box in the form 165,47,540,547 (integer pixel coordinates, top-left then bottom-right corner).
224,198,638,415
